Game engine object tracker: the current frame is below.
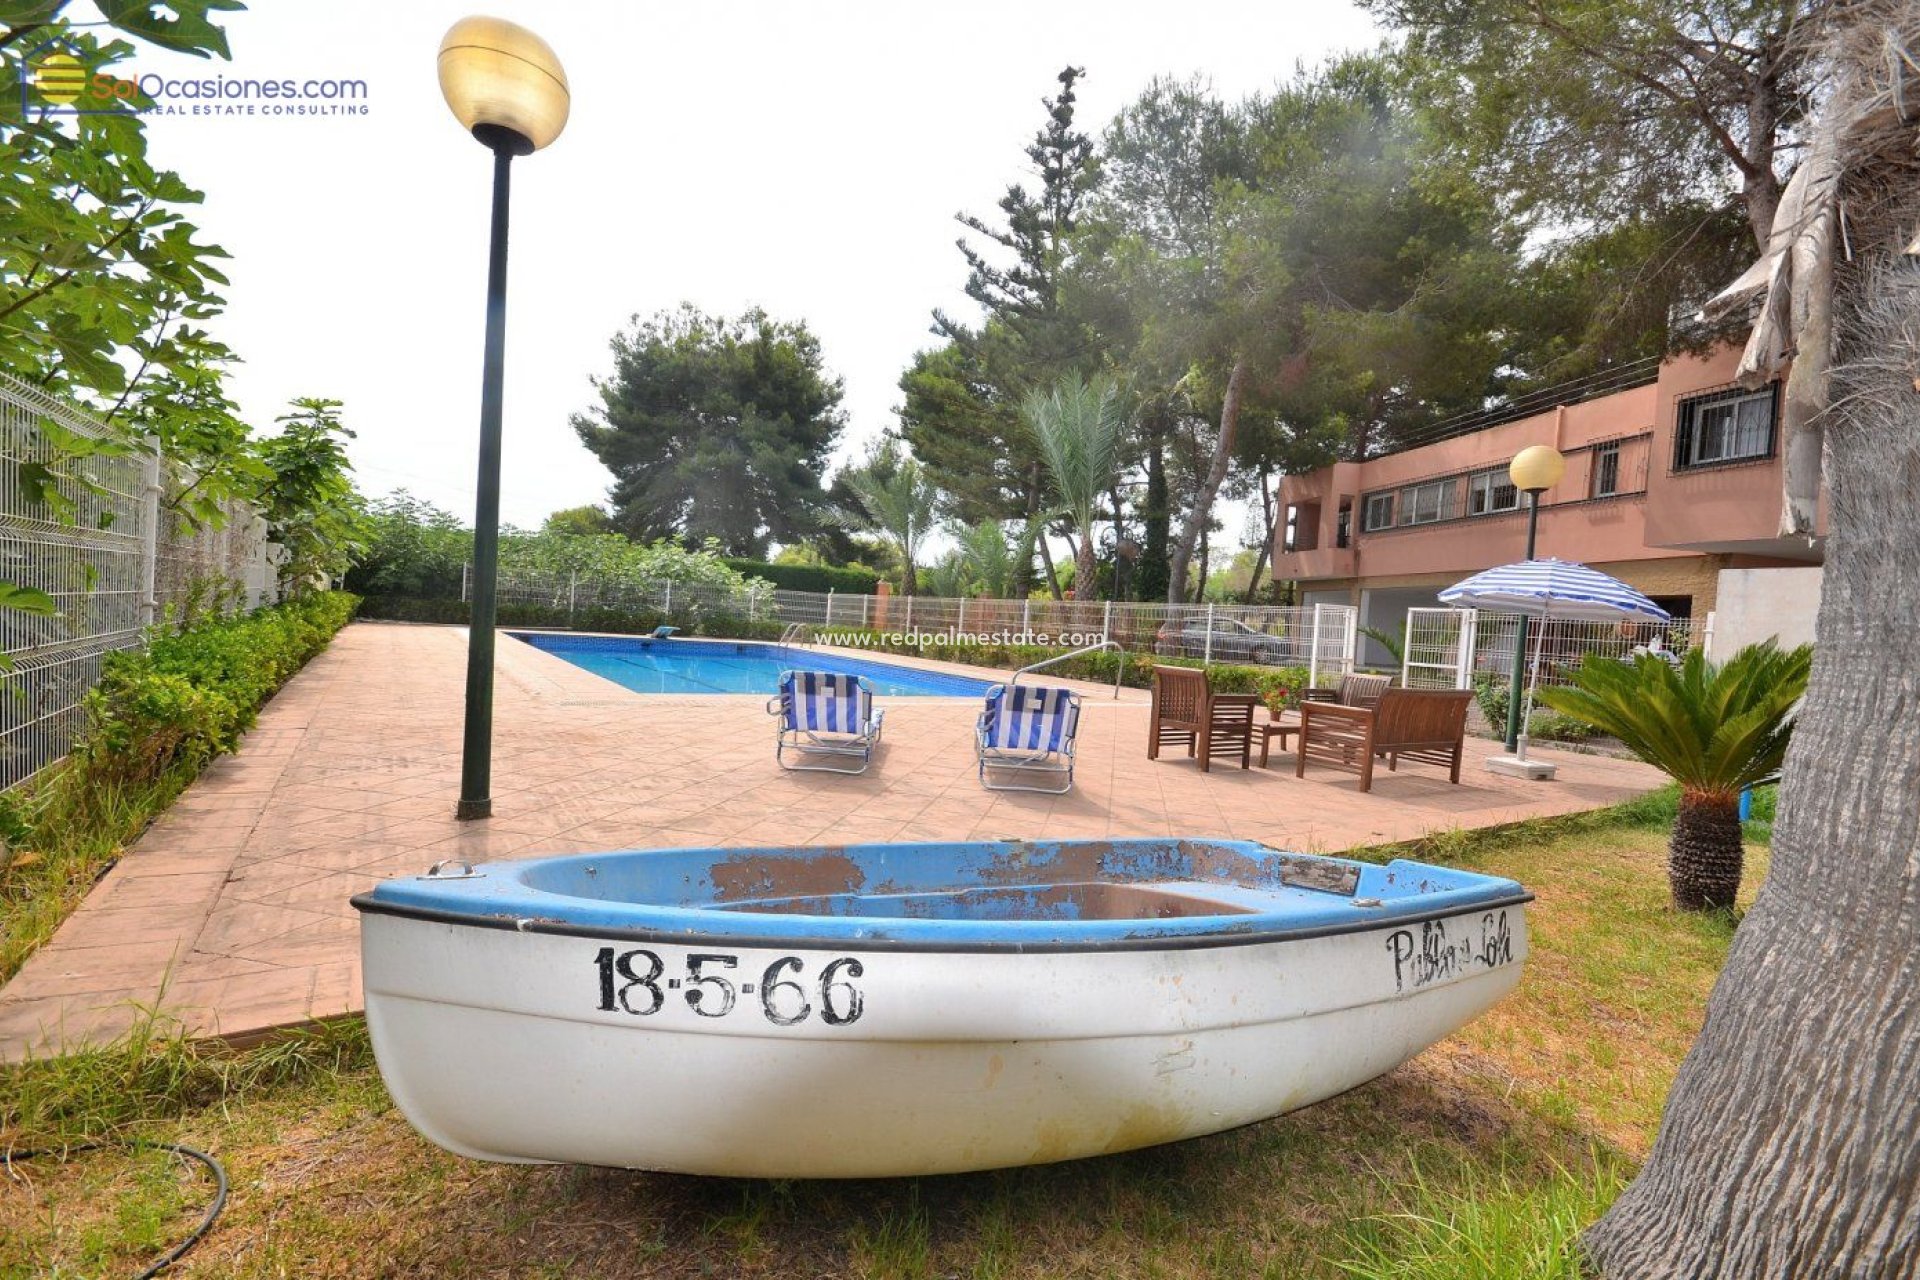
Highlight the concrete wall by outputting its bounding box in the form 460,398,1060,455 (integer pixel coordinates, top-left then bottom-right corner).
1300,588,1353,612
1711,566,1824,657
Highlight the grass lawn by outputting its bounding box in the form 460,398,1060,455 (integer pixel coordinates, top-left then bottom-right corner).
0,791,1768,1279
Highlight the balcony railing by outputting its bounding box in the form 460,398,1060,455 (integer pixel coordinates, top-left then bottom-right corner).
1368,355,1662,458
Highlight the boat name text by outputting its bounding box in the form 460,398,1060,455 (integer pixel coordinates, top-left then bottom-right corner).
1386,911,1514,992
593,948,866,1026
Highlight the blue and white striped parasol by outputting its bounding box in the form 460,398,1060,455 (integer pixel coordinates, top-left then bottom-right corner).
1439,558,1669,765
1438,558,1670,624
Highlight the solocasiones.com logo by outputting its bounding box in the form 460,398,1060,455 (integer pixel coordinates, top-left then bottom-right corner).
20,35,369,118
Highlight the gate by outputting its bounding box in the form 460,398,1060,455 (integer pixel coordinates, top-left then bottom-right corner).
1307,603,1359,687
1401,607,1477,690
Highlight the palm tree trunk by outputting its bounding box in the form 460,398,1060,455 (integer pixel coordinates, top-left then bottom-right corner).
1036,527,1064,601
1667,791,1743,911
1582,45,1920,1267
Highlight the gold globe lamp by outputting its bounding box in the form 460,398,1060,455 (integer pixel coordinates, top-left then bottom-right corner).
437,16,569,155
1508,444,1566,497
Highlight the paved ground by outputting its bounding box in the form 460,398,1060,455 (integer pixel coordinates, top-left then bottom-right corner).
0,623,1663,1060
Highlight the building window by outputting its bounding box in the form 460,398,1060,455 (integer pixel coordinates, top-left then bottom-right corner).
1282,503,1319,553
1397,479,1451,525
1676,387,1775,469
1362,492,1395,531
1467,468,1519,516
1592,443,1621,497
1335,500,1351,548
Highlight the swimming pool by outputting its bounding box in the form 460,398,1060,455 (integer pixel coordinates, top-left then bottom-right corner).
511,633,997,697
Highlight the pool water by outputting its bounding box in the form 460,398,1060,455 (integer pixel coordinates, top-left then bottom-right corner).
510,633,996,697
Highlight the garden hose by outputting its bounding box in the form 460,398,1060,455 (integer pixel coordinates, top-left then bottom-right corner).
2,1139,229,1279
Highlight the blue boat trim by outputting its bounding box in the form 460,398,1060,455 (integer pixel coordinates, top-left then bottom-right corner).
350,838,1532,954
350,888,1535,954
510,632,996,698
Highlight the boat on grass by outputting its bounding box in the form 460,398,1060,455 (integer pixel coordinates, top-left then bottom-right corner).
352,838,1529,1178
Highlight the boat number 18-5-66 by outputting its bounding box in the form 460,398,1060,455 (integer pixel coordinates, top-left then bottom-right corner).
593,949,866,1026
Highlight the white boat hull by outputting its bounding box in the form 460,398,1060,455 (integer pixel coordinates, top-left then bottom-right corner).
361,902,1526,1177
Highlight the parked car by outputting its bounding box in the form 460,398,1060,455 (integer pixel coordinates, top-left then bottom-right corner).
1153,617,1300,665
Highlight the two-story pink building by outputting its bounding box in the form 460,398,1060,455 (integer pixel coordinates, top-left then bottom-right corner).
1271,345,1827,666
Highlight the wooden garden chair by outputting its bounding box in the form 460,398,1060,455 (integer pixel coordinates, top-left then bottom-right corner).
1148,666,1258,772
1260,672,1393,767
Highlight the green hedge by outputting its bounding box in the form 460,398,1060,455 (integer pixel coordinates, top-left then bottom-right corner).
76,592,362,788
813,628,1315,707
720,558,880,594
356,595,785,642
1,592,360,982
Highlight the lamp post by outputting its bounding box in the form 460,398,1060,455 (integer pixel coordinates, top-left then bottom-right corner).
1503,444,1565,754
439,17,570,820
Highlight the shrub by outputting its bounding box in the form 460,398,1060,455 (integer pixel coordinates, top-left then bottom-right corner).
721,558,880,594
1473,673,1511,727
355,595,470,625
1472,675,1595,744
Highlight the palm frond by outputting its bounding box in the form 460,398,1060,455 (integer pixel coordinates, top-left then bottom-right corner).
1020,374,1128,548
840,439,941,565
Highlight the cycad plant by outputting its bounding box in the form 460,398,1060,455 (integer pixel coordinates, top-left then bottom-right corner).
1021,374,1128,597
1539,640,1813,911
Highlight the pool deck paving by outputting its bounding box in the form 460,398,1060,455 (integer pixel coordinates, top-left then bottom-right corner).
0,622,1664,1061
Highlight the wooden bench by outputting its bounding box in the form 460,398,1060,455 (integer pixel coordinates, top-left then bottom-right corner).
1295,689,1474,792
1301,672,1393,711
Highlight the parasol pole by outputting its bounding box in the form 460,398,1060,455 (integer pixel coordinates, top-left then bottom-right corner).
1517,608,1551,761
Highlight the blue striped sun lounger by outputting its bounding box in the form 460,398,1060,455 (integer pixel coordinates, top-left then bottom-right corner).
975,682,1082,793
766,669,885,774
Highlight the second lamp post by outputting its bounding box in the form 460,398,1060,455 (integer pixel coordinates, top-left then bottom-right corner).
1502,444,1565,753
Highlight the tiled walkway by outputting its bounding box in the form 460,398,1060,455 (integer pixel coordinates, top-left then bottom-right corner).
0,623,1662,1060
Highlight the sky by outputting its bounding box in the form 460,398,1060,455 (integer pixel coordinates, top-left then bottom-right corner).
124,0,1384,540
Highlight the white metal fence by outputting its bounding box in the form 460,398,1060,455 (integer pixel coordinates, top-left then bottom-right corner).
1402,604,1710,694
477,563,1725,704
471,568,1364,685
0,373,279,791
